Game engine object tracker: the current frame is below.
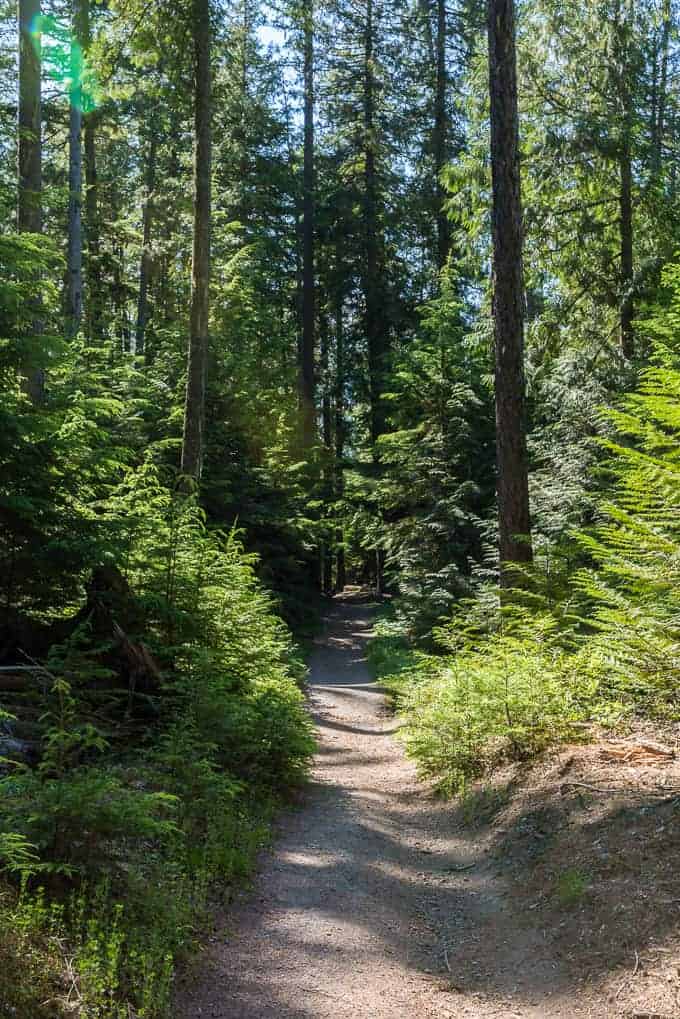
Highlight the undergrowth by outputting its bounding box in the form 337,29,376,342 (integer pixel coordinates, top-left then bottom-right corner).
370,331,680,795
370,608,602,795
0,796,274,1018
0,465,315,1018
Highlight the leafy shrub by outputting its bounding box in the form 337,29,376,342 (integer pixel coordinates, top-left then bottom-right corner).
0,767,178,878
374,278,680,794
367,610,415,692
0,831,39,877
390,613,595,794
373,273,496,634
0,884,66,1019
0,461,314,1016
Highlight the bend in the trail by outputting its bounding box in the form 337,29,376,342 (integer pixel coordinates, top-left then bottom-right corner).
175,592,587,1019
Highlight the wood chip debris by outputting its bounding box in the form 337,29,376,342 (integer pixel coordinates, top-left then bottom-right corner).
600,740,676,764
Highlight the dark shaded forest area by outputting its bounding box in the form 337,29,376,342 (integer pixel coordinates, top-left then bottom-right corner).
0,0,679,1014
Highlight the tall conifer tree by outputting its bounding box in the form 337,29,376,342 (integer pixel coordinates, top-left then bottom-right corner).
487,0,533,579
181,0,213,481
66,0,85,335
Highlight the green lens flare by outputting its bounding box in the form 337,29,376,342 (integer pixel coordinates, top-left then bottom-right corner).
29,13,101,113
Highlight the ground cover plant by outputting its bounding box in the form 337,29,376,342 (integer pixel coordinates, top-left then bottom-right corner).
371,306,680,792
4,0,680,1011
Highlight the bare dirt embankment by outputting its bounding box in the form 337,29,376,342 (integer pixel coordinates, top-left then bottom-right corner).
473,728,680,1018
174,593,680,1019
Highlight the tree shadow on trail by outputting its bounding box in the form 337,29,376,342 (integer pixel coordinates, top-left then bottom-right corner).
317,716,401,738
176,594,680,1019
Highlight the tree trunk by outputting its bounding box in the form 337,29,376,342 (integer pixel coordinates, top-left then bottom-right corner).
18,0,41,236
66,0,84,335
18,0,43,402
136,120,158,358
113,241,130,352
363,0,389,594
320,310,333,594
487,0,533,581
181,0,212,481
334,281,346,592
82,0,100,342
84,103,101,338
619,139,634,360
652,0,671,178
434,0,450,270
300,0,316,446
614,0,635,360
363,0,388,446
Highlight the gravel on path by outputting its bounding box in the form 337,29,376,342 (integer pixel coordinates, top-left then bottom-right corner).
174,593,590,1019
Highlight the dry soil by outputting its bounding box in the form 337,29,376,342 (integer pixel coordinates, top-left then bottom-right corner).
174,593,679,1019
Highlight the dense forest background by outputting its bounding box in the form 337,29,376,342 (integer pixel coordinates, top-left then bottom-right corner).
3,0,679,621
1,0,680,1014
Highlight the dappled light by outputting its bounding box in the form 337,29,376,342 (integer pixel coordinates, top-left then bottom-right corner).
2,0,680,1014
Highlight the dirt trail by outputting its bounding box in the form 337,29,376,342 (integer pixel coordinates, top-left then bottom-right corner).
175,593,592,1018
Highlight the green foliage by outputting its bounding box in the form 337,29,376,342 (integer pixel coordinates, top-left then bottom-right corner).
4,0,680,1008
573,340,680,716
374,275,680,794
367,608,415,692
554,867,590,908
0,886,67,1019
374,273,496,633
0,767,178,878
459,782,512,828
0,291,314,1016
0,831,39,876
384,612,595,795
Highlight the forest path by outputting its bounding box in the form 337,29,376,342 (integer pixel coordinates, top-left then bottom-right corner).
174,591,588,1019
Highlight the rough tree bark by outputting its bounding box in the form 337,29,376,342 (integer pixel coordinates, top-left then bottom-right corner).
82,2,101,340
84,120,99,330
434,0,450,270
181,0,212,481
300,0,316,446
363,0,388,447
320,311,333,594
136,117,158,357
487,0,533,581
363,0,389,594
334,279,347,592
614,0,635,360
619,135,634,360
18,0,41,236
18,0,43,402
